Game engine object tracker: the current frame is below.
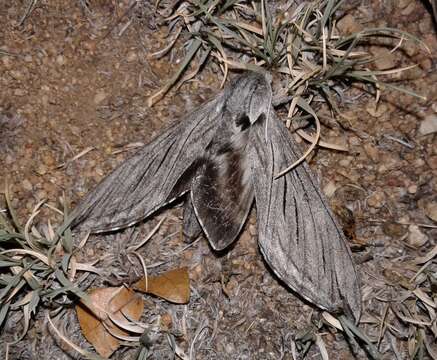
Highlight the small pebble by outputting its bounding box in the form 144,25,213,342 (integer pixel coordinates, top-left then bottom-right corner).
418,114,437,136
348,136,360,146
398,0,410,8
10,70,24,80
35,189,47,200
414,159,425,167
382,222,406,238
94,90,107,105
126,50,138,62
22,179,33,191
56,54,66,66
41,94,49,106
407,225,428,247
42,153,56,167
339,158,351,167
407,184,418,194
429,156,437,170
363,143,379,163
2,57,12,68
366,102,388,117
190,264,202,282
36,164,47,175
160,313,172,331
337,14,362,34
424,202,437,222
400,2,415,15
370,47,396,70
14,88,26,96
367,191,386,208
239,231,253,249
323,180,338,198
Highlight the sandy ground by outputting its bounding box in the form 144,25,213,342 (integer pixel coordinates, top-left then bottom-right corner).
1,0,436,359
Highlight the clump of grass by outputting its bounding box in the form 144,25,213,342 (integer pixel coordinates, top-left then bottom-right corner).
149,0,426,106
0,182,100,356
147,0,427,173
0,182,168,359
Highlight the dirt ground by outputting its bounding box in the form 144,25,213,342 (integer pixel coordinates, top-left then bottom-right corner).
1,0,436,359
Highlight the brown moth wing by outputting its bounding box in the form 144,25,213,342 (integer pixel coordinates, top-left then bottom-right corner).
191,117,254,250
70,97,225,233
250,112,361,321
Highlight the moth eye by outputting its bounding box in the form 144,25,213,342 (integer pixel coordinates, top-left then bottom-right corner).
236,114,250,131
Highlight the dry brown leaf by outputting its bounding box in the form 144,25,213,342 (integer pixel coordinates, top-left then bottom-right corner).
133,267,190,304
76,287,144,358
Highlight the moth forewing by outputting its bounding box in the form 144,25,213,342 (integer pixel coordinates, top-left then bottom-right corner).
249,111,361,322
70,95,226,233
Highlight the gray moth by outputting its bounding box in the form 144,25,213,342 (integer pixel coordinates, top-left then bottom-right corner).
70,72,361,321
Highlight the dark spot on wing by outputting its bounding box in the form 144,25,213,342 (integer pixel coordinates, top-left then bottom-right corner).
236,114,250,131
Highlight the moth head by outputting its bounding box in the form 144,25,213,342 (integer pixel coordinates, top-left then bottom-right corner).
225,72,272,126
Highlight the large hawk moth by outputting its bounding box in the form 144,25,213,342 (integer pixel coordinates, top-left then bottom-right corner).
70,72,361,321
